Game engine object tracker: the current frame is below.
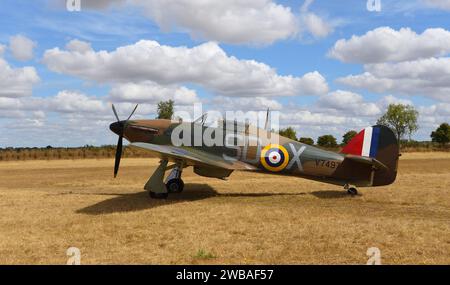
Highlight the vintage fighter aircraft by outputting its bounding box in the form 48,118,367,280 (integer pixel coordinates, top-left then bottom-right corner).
109,105,399,199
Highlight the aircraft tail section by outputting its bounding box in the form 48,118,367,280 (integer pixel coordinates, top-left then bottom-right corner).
341,125,399,186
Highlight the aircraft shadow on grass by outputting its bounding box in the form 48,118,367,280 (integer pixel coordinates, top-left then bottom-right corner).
76,184,350,215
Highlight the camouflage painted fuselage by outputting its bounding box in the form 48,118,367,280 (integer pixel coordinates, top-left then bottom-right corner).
111,119,398,188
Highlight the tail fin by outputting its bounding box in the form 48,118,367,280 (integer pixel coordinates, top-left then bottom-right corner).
341,125,399,186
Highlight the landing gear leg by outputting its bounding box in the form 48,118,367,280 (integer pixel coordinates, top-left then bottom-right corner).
145,160,169,199
344,184,358,196
165,164,184,193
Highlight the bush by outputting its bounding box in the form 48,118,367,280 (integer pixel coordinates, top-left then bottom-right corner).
299,137,314,145
317,135,338,148
431,123,450,145
342,130,357,145
279,127,297,141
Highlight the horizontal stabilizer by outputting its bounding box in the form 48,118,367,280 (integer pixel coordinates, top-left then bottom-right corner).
344,154,388,170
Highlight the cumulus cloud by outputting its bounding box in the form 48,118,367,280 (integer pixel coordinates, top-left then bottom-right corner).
47,91,109,113
211,96,282,111
378,95,413,108
337,57,450,102
43,40,328,97
79,0,340,44
9,35,36,61
0,56,40,98
79,0,298,45
108,81,199,105
329,27,450,63
299,0,335,39
317,90,381,116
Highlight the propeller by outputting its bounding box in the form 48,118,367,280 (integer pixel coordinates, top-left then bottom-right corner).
264,108,270,130
111,104,138,178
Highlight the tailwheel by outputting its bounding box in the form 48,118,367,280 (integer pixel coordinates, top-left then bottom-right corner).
344,184,358,196
166,178,184,193
347,187,358,196
149,191,168,199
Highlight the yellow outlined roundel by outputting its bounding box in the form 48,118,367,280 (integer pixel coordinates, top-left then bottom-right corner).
260,144,289,172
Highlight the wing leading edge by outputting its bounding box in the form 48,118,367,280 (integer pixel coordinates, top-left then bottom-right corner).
131,142,257,171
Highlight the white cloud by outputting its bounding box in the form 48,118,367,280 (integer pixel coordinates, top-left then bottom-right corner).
280,110,363,126
65,39,93,53
211,96,282,111
9,35,36,61
417,102,450,137
337,57,450,102
48,90,108,113
299,0,334,39
81,0,298,45
317,90,381,116
43,40,328,97
0,57,40,98
140,0,298,45
108,81,199,105
329,27,450,63
81,0,339,44
378,95,413,108
419,102,450,117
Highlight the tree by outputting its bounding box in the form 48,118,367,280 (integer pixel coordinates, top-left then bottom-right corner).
279,127,297,141
317,135,337,148
299,137,314,145
342,130,357,145
157,100,174,119
431,123,450,145
377,104,419,142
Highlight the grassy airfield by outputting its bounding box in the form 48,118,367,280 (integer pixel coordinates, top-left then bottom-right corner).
0,152,449,264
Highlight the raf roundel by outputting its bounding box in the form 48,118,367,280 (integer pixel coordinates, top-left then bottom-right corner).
260,144,290,172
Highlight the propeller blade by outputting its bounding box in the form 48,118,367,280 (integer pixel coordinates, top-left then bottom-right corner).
112,104,120,122
126,104,139,121
264,108,270,130
113,135,123,178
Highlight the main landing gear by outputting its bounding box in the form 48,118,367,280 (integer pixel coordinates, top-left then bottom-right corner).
344,184,358,196
144,160,185,199
165,166,184,194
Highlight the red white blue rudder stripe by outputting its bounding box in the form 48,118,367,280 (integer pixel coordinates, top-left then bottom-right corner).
341,126,381,157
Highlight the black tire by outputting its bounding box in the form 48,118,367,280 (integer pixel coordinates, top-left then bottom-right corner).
149,191,168,199
347,188,358,196
166,178,184,193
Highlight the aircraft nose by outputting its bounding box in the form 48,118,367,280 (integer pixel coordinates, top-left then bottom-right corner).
109,121,122,135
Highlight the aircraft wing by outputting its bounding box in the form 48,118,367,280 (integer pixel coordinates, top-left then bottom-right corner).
131,142,257,171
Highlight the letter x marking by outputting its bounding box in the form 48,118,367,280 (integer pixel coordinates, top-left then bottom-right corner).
287,144,306,172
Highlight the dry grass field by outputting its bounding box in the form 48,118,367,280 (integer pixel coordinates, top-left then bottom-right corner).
0,152,449,264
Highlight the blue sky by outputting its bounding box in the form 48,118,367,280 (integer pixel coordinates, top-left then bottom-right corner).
0,0,449,147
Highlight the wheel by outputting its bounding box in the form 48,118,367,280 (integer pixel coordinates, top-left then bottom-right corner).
166,178,184,193
347,187,358,196
149,191,168,199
